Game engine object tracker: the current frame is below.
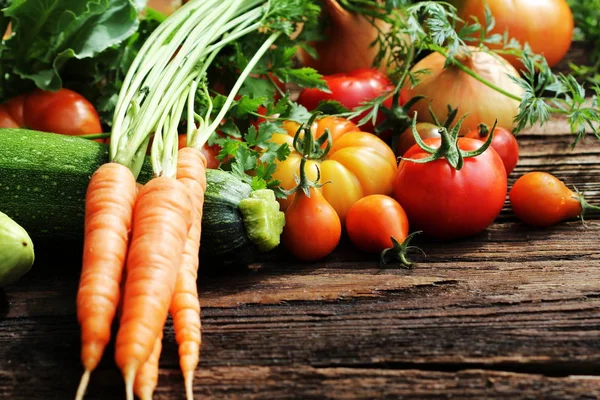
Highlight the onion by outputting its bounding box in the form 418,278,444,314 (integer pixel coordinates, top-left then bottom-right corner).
402,47,524,134
296,0,397,75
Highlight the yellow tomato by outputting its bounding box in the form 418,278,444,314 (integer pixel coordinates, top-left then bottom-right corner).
271,116,397,222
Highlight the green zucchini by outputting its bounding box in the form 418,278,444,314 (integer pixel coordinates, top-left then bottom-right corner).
199,170,285,269
0,128,284,269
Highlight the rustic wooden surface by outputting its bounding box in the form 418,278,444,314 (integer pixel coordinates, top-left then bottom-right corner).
2,55,600,398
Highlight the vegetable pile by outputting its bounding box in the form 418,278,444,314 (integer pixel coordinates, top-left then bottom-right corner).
1,0,600,398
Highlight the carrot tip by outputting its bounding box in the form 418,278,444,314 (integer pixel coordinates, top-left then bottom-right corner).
74,369,91,400
125,369,136,400
184,372,194,400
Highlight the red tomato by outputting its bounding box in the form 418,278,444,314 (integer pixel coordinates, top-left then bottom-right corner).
296,68,395,133
282,186,342,261
393,137,507,239
0,88,102,136
23,88,103,135
464,125,519,175
0,95,25,128
345,194,409,253
509,172,595,227
453,0,574,69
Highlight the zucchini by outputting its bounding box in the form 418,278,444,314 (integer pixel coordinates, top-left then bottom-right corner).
0,211,35,286
0,128,285,269
200,171,286,269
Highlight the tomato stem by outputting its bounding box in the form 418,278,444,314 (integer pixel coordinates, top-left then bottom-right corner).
399,113,497,170
574,187,600,226
379,231,423,268
282,113,333,198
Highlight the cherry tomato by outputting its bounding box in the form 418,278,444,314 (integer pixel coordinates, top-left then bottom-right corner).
509,172,595,227
345,194,409,253
393,137,507,239
270,116,397,222
282,186,342,261
396,122,441,157
453,0,574,69
296,68,395,133
0,88,102,136
465,125,519,175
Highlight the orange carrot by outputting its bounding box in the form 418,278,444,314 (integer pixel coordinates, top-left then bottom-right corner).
114,175,193,400
133,332,163,400
75,162,137,400
171,147,207,399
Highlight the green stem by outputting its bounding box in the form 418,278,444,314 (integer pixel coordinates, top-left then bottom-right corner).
111,0,221,158
574,188,600,225
379,231,423,268
112,0,266,174
429,45,522,101
194,32,281,149
429,45,572,116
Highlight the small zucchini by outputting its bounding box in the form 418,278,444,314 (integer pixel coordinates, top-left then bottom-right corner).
0,211,35,286
200,170,285,269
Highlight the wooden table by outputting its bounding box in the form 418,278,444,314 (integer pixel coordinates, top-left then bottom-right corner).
2,64,600,398
2,115,599,400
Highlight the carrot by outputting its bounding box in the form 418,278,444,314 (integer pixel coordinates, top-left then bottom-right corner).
75,162,137,400
171,146,207,399
114,175,193,400
133,332,163,400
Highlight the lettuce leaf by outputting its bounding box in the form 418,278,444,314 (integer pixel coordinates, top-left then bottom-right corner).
1,0,142,99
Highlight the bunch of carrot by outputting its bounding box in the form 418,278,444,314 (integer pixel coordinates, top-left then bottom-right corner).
74,145,206,400
70,0,302,398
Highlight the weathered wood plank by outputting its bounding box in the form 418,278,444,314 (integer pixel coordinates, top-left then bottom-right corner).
3,220,599,317
3,366,600,400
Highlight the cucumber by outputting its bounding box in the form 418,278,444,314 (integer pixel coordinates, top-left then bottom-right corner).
0,128,284,269
0,211,35,286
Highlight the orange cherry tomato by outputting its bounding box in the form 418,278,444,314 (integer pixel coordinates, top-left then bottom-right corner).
509,172,597,227
453,0,574,69
270,116,398,222
282,186,342,261
345,194,409,253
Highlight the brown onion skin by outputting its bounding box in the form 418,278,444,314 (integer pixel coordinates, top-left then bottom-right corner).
401,48,524,135
295,0,401,75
